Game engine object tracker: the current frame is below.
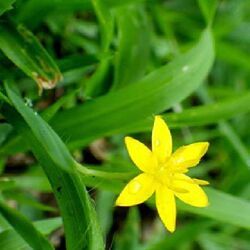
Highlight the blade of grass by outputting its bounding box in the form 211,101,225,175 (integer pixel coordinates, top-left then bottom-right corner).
2,89,250,157
0,200,54,250
15,0,92,29
0,29,214,155
143,221,210,250
0,0,16,16
52,29,214,148
197,0,217,25
84,0,114,97
114,208,140,250
0,217,62,250
0,24,62,91
112,4,150,90
1,85,104,250
123,91,250,133
0,230,30,250
178,187,250,230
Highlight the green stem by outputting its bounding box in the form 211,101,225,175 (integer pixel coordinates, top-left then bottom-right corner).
75,162,134,180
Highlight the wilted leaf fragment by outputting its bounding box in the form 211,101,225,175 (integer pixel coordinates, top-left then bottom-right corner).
0,24,62,92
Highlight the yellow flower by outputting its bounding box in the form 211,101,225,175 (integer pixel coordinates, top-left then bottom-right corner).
115,116,209,232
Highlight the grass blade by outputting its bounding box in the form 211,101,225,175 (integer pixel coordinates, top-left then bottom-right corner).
112,4,150,90
0,200,54,250
178,188,250,230
0,24,62,91
0,0,16,16
52,29,214,148
1,85,104,250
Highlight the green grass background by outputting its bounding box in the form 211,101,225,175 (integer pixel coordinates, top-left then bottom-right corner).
0,0,250,249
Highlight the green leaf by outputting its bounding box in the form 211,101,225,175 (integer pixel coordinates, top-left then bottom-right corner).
0,200,53,250
0,0,16,16
78,168,250,230
0,24,62,91
0,230,29,250
0,217,62,250
219,122,250,169
15,0,92,29
217,42,250,71
2,89,250,157
96,190,115,236
1,85,104,250
4,83,76,173
178,188,250,230
0,124,12,146
84,0,114,97
34,217,63,235
114,208,140,250
112,4,150,90
91,0,114,52
143,221,210,250
103,0,147,7
51,29,214,148
124,91,250,133
3,191,56,212
197,0,217,25
0,178,16,191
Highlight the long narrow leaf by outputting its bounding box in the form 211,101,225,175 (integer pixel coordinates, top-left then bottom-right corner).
0,0,16,16
0,24,62,91
0,200,53,250
1,85,104,250
51,29,214,148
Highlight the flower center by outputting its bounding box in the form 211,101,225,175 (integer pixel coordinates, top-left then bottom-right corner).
154,160,175,187
152,159,188,193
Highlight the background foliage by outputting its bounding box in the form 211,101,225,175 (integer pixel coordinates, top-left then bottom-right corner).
0,0,250,249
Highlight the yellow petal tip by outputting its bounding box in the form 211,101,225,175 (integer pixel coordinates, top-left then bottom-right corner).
124,136,132,143
154,115,166,124
166,225,176,233
115,199,124,207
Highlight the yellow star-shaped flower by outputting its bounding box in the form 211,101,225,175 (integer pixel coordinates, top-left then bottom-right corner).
116,116,209,232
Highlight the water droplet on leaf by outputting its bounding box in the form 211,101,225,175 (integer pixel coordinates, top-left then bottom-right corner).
182,65,189,72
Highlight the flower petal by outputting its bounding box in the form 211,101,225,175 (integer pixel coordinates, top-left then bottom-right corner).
173,174,208,207
152,116,172,163
170,142,209,169
156,185,176,233
125,136,157,173
116,173,156,206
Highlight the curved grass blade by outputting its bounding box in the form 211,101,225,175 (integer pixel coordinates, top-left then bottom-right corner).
0,230,29,250
51,29,214,147
114,208,140,250
0,217,62,250
197,0,217,25
0,29,214,155
0,0,16,16
143,221,210,250
0,200,54,250
178,188,250,230
84,0,114,97
1,85,104,250
2,88,250,157
112,4,150,90
123,91,250,133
